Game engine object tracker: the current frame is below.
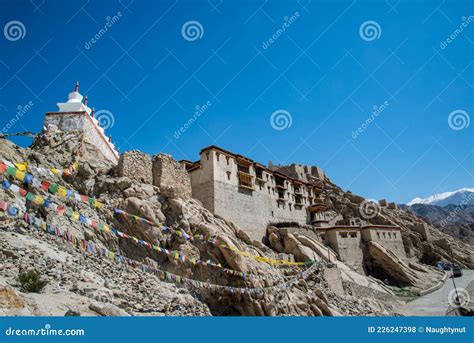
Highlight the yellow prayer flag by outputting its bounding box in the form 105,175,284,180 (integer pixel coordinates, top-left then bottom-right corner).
15,162,27,171
72,212,79,220
51,168,59,175
94,200,103,208
15,170,25,181
33,195,44,205
58,186,67,197
103,224,110,233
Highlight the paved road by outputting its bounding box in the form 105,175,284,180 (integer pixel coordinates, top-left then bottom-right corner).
398,270,474,316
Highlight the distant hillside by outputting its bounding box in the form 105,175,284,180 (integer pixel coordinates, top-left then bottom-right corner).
406,204,474,245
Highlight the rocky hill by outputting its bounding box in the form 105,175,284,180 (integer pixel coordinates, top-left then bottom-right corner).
0,130,472,316
405,204,474,245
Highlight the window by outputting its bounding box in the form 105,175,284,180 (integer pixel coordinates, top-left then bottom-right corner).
271,211,274,217
226,171,231,180
383,232,386,238
226,156,230,165
349,232,357,238
377,232,381,239
393,233,397,238
320,234,325,241
237,164,250,174
216,153,220,161
206,152,209,160
340,232,348,238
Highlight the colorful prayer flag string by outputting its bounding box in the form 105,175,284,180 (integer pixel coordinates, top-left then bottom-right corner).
0,200,321,295
1,160,314,268
0,178,279,282
114,208,314,266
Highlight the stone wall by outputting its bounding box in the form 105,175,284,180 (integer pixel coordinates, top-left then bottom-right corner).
272,164,326,182
44,112,118,164
325,229,364,271
411,223,432,241
361,228,406,259
153,154,192,199
117,150,153,184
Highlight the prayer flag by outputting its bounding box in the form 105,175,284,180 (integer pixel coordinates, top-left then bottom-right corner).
48,183,59,194
6,166,16,176
15,170,25,181
14,162,27,171
58,186,67,197
41,181,51,191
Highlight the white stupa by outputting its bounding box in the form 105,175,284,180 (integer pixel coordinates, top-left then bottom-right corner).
56,82,92,115
43,82,119,164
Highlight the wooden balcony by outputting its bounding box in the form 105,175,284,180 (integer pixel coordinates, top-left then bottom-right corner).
237,171,254,190
308,202,326,212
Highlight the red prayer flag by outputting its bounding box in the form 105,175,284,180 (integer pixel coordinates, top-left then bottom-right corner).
0,162,6,173
41,181,51,191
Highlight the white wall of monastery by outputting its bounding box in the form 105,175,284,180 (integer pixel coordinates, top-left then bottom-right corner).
189,149,315,240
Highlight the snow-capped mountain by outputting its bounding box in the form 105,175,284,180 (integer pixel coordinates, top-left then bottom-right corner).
407,188,474,206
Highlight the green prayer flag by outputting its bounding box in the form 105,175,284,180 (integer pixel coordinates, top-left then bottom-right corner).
26,192,35,201
48,183,59,194
6,166,16,176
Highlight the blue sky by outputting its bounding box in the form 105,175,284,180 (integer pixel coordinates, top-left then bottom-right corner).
0,0,472,203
